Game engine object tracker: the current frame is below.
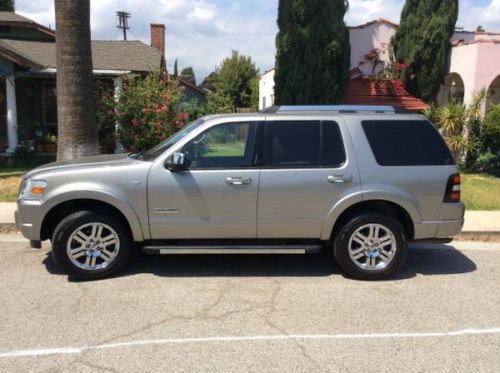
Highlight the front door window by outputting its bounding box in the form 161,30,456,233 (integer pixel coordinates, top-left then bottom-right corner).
183,122,259,169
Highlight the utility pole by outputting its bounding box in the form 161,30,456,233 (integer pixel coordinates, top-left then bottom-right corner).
116,11,131,41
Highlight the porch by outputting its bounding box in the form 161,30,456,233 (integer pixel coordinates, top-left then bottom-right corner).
0,73,121,156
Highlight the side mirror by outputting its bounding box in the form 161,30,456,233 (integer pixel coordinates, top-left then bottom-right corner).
166,152,189,172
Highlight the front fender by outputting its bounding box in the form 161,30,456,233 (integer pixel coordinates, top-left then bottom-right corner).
42,185,145,242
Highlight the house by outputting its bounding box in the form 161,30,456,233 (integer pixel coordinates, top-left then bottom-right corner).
0,12,206,154
260,19,500,112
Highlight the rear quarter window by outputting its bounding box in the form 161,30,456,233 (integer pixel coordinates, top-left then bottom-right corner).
362,120,455,166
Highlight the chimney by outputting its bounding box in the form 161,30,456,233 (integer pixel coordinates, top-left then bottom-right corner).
150,23,166,70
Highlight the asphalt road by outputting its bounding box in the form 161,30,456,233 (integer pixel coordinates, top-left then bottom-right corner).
0,236,499,372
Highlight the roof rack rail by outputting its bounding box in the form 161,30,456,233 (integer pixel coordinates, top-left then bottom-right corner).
261,105,396,114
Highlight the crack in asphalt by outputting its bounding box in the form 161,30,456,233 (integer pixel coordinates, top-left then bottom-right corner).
259,279,323,371
88,280,269,348
63,279,325,369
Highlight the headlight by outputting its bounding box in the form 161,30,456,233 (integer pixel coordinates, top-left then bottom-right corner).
19,179,47,200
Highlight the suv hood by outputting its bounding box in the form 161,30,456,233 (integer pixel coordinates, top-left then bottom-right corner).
25,154,142,179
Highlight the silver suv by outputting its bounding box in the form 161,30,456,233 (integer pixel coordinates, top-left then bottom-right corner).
16,105,465,281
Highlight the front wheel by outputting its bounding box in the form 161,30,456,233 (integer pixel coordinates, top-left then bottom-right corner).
333,213,407,280
51,210,132,280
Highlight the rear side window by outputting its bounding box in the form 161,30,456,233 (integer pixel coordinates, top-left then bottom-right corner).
264,121,346,168
362,120,455,166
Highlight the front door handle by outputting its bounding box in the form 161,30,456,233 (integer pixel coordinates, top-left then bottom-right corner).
226,177,252,186
327,175,353,184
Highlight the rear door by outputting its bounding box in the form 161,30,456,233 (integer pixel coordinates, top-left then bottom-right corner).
257,118,361,238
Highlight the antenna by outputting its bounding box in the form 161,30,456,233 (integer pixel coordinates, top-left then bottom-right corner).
116,11,131,41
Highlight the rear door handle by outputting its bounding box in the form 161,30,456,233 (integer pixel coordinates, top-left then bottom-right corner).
226,177,252,186
327,175,352,184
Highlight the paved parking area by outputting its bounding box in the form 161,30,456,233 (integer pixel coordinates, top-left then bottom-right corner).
0,237,499,372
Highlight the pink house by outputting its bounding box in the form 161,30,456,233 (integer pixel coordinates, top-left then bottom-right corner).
438,31,500,107
259,19,500,111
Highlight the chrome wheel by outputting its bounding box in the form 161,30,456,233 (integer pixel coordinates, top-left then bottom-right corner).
66,223,120,271
348,223,397,271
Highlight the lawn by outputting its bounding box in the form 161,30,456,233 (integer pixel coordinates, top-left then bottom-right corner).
1,167,500,210
461,173,500,211
205,141,245,157
0,168,29,202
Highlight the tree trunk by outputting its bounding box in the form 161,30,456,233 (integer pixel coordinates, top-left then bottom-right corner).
55,0,98,161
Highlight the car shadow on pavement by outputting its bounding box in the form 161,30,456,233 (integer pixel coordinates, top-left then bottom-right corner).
42,243,477,281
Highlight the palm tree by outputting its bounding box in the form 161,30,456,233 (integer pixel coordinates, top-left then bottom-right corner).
55,0,98,160
434,89,487,163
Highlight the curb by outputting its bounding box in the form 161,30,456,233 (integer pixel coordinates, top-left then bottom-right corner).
0,223,18,234
454,231,500,242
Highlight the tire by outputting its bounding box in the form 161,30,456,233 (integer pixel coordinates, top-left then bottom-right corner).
51,210,132,280
333,213,407,280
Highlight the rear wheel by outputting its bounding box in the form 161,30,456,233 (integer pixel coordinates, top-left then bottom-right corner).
51,210,132,280
333,213,407,280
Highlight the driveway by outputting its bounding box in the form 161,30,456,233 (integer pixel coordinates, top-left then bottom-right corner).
0,237,499,372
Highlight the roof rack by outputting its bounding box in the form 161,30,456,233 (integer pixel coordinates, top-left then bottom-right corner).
261,105,396,114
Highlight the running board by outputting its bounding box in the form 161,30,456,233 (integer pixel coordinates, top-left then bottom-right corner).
142,244,322,255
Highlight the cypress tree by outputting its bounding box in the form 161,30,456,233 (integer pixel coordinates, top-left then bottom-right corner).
0,0,14,11
393,0,459,102
274,0,350,105
173,59,178,76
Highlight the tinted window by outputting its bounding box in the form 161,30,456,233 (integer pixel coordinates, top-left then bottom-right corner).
362,120,455,166
265,121,345,168
322,122,346,167
184,122,259,169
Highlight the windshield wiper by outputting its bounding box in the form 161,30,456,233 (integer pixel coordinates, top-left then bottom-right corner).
128,151,144,160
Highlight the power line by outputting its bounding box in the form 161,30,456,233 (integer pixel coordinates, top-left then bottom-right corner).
116,11,131,41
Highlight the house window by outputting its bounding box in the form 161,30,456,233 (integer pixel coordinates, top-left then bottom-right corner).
270,95,274,107
42,82,58,126
262,96,267,109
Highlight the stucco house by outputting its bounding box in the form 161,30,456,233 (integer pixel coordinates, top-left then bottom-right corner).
0,12,206,154
260,19,500,112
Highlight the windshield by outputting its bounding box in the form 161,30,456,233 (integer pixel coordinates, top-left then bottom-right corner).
138,118,206,161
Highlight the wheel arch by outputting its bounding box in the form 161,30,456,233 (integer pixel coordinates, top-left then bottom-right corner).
41,197,144,242
322,198,416,241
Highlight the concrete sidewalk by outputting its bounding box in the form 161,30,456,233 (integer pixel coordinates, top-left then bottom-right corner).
2,201,499,235
0,203,16,228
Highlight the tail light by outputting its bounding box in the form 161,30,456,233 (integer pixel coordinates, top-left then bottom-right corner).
444,174,461,203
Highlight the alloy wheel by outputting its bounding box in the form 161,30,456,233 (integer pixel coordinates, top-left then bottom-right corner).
66,223,120,271
348,223,397,271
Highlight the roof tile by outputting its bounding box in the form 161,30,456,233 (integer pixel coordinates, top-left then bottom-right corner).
0,39,161,72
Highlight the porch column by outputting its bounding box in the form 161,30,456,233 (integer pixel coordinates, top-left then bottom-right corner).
113,77,124,154
6,76,18,152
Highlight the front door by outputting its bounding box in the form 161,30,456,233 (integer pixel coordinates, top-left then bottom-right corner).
148,121,263,239
257,119,360,239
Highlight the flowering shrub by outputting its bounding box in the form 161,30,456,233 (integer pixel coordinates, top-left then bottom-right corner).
100,71,189,152
349,42,409,95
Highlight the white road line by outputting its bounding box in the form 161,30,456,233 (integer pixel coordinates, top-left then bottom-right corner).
1,327,499,359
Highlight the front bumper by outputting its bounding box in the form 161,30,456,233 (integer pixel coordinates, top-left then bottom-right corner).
15,200,44,241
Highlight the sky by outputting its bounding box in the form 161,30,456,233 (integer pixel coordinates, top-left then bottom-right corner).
15,0,500,83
